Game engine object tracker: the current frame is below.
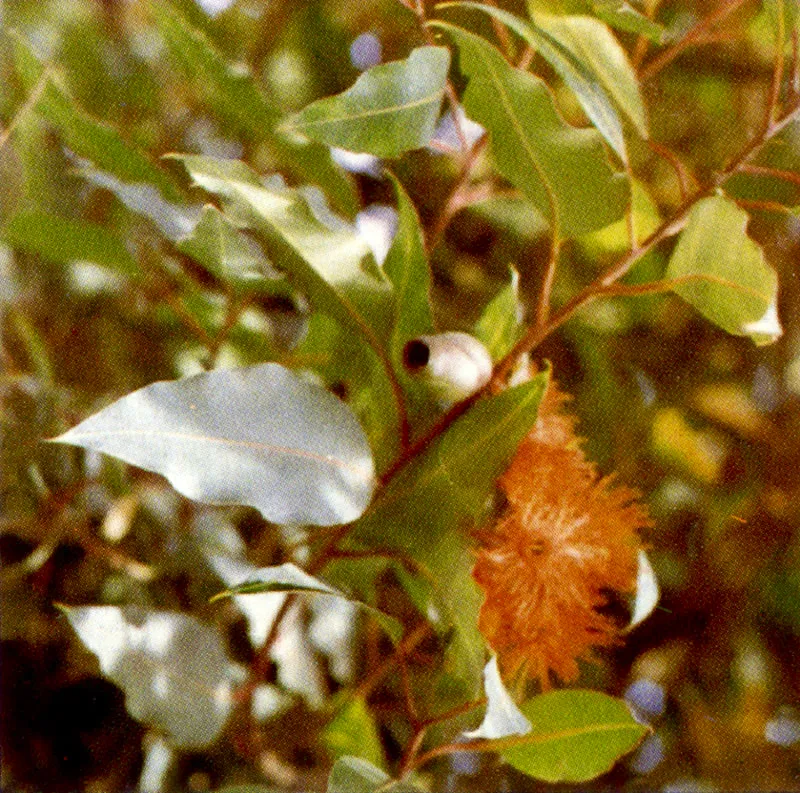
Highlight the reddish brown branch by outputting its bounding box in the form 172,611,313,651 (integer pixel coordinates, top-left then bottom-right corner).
639,0,752,82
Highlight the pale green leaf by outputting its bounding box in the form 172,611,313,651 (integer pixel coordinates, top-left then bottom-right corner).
383,174,435,365
473,266,523,361
591,0,665,43
151,2,358,216
2,211,137,276
665,194,782,345
53,364,376,526
172,155,394,350
432,22,627,237
284,47,451,158
500,690,649,782
382,175,438,426
464,657,532,739
440,3,646,159
176,205,270,289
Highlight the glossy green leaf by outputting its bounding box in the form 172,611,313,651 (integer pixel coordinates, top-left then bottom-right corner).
10,33,182,203
530,12,648,139
590,0,666,42
61,605,236,748
323,696,386,768
2,211,137,276
176,205,269,289
53,364,376,526
284,47,451,158
173,155,394,349
327,757,424,793
665,195,782,345
498,690,648,782
432,22,627,237
440,3,646,159
473,266,523,361
151,2,358,216
383,175,435,366
212,562,402,643
352,370,550,690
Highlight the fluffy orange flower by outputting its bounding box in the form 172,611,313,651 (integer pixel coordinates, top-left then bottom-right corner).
472,382,650,686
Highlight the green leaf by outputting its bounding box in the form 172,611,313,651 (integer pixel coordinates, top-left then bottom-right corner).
432,21,627,237
665,194,782,345
352,370,550,691
53,363,376,526
473,266,523,361
529,12,648,139
151,2,358,216
212,562,402,643
440,3,646,159
176,205,270,290
383,175,435,367
327,757,425,793
323,696,386,769
173,155,394,350
10,33,182,204
590,0,666,43
580,179,661,257
499,690,648,782
283,47,451,158
2,211,137,276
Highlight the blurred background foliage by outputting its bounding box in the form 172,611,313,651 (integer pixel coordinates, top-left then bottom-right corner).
2,0,800,790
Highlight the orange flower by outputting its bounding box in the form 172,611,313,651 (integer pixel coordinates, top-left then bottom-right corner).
472,382,650,686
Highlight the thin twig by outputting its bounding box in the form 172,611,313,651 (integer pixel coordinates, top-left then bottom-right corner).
639,0,752,82
0,69,50,155
355,622,430,700
426,136,488,253
516,45,535,71
647,140,696,201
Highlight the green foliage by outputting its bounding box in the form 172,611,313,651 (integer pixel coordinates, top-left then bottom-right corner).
589,0,666,42
434,21,628,236
2,210,138,276
284,47,451,158
473,266,523,360
442,3,646,160
2,0,798,790
10,33,182,202
501,691,649,782
151,1,359,216
174,155,394,348
666,194,781,345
